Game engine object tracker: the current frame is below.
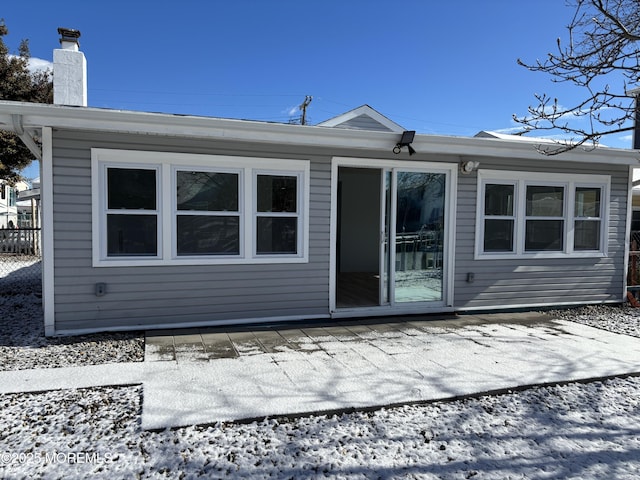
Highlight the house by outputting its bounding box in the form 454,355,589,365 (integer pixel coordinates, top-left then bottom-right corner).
0,30,638,336
0,179,29,229
16,176,41,229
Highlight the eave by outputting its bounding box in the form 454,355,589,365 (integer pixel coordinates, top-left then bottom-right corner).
0,100,638,166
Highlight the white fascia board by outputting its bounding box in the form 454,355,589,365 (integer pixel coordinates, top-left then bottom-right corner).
413,135,640,166
0,101,638,166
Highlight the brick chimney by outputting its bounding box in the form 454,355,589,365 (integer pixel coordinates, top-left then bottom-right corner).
53,28,87,106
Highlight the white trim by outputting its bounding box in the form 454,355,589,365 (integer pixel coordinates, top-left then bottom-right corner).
475,170,610,260
0,101,638,166
91,149,310,266
331,305,456,319
625,165,634,294
252,170,304,259
457,298,622,313
329,157,457,314
41,127,55,336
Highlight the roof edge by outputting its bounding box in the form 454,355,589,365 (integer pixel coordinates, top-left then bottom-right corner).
0,101,638,165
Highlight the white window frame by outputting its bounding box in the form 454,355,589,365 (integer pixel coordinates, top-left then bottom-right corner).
475,170,610,259
92,149,309,266
481,180,518,254
253,170,304,258
97,161,162,263
172,166,244,259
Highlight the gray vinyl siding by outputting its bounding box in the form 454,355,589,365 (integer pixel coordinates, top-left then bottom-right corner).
453,155,629,310
51,129,332,332
50,127,631,332
331,114,395,132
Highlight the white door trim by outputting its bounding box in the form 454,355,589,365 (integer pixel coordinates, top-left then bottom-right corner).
329,157,458,315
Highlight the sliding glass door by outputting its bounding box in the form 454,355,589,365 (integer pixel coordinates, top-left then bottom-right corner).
336,165,447,310
393,171,445,303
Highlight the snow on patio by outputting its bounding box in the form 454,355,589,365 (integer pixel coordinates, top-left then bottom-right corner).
140,318,640,430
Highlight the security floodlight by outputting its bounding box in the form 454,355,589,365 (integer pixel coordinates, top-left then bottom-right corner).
393,130,416,155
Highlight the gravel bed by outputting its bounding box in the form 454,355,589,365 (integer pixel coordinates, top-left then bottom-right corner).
1,377,640,479
544,303,640,338
0,293,144,371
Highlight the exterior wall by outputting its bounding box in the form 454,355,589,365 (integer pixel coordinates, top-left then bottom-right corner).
50,127,631,332
453,155,629,310
51,129,332,332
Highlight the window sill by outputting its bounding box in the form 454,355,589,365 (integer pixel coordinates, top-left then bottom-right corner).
474,251,607,261
93,255,309,267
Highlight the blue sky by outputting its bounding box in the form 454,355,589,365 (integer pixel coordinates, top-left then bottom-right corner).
2,1,634,178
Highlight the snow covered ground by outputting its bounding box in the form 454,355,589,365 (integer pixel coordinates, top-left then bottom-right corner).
0,292,143,371
2,295,640,478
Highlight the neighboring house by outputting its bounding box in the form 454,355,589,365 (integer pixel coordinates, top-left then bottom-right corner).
0,179,39,255
17,176,41,229
0,180,26,229
0,31,638,336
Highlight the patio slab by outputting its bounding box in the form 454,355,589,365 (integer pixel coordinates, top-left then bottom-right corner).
140,313,640,429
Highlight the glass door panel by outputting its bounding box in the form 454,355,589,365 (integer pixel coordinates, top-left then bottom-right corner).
394,171,445,303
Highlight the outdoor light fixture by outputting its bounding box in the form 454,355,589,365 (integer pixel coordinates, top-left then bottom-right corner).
460,160,480,174
393,130,416,155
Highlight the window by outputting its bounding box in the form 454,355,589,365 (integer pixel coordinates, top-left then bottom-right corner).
176,170,241,256
525,185,564,251
483,183,515,252
106,167,159,257
8,186,16,207
255,174,299,255
574,187,601,251
476,171,609,258
92,149,309,266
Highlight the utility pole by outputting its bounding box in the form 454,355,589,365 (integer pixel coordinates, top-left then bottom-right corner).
299,95,312,125
628,87,640,150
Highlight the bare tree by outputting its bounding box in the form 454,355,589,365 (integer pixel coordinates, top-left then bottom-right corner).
514,0,640,154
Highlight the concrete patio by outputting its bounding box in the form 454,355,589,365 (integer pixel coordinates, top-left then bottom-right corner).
144,312,549,363
140,312,640,429
2,312,639,431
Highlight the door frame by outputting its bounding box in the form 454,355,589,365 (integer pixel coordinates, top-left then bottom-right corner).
329,156,458,317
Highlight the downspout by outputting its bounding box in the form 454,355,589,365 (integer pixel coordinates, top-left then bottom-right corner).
11,114,42,160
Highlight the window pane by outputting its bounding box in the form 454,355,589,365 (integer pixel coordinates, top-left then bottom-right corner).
177,171,238,212
256,217,297,254
257,175,297,212
107,214,157,256
177,215,239,255
108,168,156,210
485,184,514,216
525,220,564,251
526,186,564,216
484,219,514,251
575,187,600,217
574,220,601,250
